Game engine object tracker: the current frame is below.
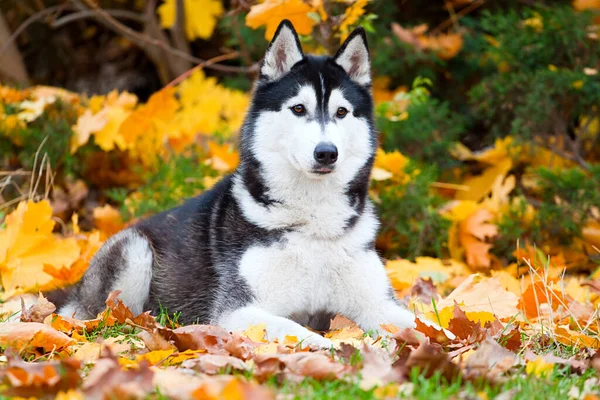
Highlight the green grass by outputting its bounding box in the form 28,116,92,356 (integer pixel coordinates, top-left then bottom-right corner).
268,366,597,400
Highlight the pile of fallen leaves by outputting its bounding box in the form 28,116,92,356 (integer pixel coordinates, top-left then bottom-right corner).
1,271,599,398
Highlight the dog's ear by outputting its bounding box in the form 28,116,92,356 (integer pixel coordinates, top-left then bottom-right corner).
261,20,304,81
334,28,371,85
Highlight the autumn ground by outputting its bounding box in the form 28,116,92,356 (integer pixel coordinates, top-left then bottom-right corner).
2,0,600,399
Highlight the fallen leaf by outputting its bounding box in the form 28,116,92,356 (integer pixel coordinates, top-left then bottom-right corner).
446,303,487,343
2,356,81,398
0,200,80,295
0,322,75,354
459,209,498,269
406,343,461,380
415,316,456,344
243,323,267,343
463,338,517,380
181,354,249,374
83,352,154,399
20,293,55,323
526,356,555,377
437,275,520,320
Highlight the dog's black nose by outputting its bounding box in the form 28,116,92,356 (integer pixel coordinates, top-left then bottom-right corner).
314,142,338,165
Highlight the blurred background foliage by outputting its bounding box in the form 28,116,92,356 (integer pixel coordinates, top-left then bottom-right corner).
1,0,599,281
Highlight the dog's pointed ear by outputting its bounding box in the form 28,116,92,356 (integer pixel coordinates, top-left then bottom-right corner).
334,28,371,85
261,20,304,81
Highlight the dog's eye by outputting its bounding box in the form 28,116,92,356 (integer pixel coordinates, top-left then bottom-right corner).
291,104,306,116
336,107,348,118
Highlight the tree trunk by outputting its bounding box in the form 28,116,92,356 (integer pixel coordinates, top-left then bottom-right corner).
0,10,30,85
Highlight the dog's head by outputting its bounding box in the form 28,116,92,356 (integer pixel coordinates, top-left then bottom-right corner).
242,20,375,184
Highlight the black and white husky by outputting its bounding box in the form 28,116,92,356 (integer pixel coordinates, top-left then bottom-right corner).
59,20,415,348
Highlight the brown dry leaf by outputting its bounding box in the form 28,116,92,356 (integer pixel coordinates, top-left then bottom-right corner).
447,303,486,343
359,344,402,389
20,293,55,323
164,324,232,354
410,277,440,303
253,353,287,381
406,343,461,380
415,316,456,344
83,353,154,399
0,322,75,354
328,314,356,330
463,338,518,380
137,329,177,351
391,22,464,60
2,356,81,398
153,368,211,399
223,332,258,360
393,328,425,348
105,290,157,329
437,275,520,319
181,354,249,374
283,352,349,380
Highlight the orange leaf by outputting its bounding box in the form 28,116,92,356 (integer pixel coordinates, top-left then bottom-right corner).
246,0,317,39
459,209,498,269
0,322,75,353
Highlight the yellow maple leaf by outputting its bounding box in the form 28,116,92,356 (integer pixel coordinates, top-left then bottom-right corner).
93,106,130,151
243,323,267,343
157,0,224,40
171,70,248,148
424,305,496,329
0,200,80,295
339,0,368,42
386,257,469,293
526,357,554,377
71,109,108,153
118,87,179,166
246,0,317,39
373,148,416,184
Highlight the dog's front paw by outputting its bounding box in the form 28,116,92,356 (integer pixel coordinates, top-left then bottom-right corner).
390,306,417,329
299,334,334,350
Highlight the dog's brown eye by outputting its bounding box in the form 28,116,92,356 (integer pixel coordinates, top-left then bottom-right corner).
336,107,348,118
291,104,306,115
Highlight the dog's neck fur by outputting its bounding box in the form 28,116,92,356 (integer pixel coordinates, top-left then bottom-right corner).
233,151,372,239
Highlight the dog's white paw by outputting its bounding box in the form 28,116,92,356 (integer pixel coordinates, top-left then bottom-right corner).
299,334,334,350
390,306,417,329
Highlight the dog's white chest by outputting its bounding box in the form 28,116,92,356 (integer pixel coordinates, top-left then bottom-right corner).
239,236,352,314
237,208,386,320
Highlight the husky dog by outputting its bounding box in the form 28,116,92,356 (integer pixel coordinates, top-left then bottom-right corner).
59,20,415,348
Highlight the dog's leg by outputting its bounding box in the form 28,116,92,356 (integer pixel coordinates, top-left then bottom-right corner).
218,305,334,349
59,229,153,319
344,251,416,334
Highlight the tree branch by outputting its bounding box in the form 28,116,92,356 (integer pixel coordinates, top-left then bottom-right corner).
76,0,258,74
52,9,145,28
